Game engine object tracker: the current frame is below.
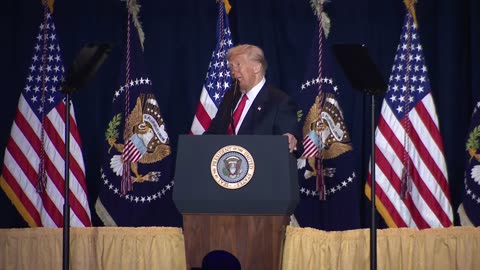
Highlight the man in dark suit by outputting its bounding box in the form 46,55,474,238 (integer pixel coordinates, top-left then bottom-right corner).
205,44,301,154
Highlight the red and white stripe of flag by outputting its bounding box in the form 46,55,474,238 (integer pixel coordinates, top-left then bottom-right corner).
122,139,142,162
367,94,453,229
1,95,91,227
190,86,219,135
303,134,319,158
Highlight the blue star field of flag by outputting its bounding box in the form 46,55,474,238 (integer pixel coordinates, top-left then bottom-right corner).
24,13,65,119
204,6,234,108
386,14,430,120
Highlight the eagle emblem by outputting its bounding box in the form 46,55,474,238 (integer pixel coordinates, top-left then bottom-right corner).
298,93,353,179
467,125,480,184
106,93,171,195
223,156,243,179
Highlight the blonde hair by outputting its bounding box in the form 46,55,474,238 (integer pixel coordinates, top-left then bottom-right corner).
227,44,268,74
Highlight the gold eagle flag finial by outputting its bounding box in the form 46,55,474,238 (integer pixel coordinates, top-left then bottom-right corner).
403,0,418,27
218,0,232,14
42,0,54,13
309,0,331,37
127,0,145,50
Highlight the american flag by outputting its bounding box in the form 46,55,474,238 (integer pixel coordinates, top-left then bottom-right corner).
190,1,234,134
366,11,453,228
460,101,480,226
0,9,91,227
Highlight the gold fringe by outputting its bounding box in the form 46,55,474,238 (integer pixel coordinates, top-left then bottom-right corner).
365,183,398,228
458,203,474,226
95,198,118,226
223,0,232,14
42,0,54,13
403,0,418,27
0,175,38,227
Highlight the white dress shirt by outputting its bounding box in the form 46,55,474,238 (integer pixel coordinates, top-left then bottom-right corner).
234,77,266,134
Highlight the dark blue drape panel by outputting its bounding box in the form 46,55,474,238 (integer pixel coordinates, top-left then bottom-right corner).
1,0,478,228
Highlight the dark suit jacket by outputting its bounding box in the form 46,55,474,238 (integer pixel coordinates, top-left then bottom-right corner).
205,83,302,154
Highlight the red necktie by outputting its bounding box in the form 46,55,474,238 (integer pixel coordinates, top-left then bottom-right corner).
228,94,248,135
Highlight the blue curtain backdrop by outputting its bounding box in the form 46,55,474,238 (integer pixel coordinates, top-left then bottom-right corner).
0,0,478,227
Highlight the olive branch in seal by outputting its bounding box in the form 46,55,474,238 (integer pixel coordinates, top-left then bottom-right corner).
466,125,480,162
297,110,303,123
105,113,122,153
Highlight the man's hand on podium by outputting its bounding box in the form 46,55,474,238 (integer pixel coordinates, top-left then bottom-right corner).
283,133,298,153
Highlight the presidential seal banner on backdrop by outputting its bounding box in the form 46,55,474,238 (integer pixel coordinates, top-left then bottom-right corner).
460,101,480,226
95,2,181,227
293,1,362,231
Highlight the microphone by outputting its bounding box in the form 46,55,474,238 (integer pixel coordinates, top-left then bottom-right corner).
230,78,239,134
231,78,239,96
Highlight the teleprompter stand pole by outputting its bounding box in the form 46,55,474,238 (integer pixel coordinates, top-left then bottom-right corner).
332,43,387,270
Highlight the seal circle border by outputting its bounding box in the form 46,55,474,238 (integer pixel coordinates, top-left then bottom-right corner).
210,145,255,189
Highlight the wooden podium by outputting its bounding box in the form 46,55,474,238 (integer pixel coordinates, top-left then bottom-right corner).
174,135,299,269
183,215,289,269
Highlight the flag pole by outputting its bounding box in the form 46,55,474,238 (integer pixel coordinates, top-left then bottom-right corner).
62,91,71,270
331,43,387,270
369,94,377,270
37,2,71,269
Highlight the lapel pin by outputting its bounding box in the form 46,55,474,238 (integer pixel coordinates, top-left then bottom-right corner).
257,106,262,111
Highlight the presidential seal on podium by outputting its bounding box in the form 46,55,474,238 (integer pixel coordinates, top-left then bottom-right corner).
210,145,255,189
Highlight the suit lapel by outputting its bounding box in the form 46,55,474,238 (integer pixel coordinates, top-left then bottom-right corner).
238,84,270,134
222,89,241,134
